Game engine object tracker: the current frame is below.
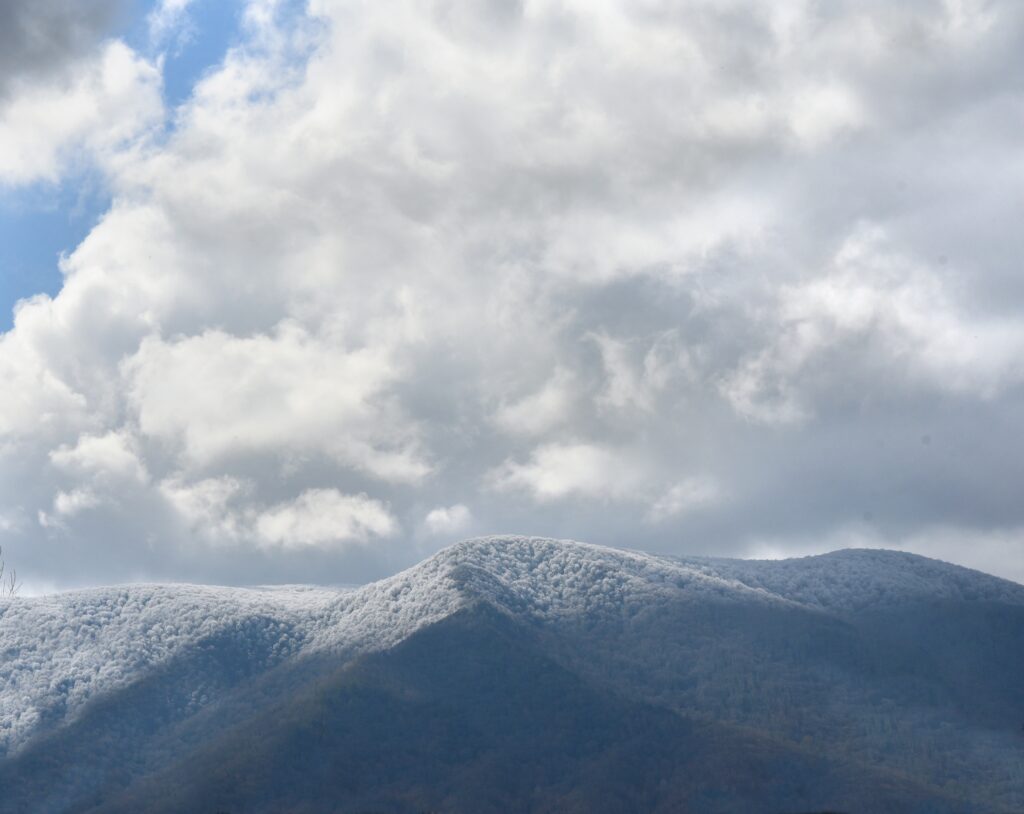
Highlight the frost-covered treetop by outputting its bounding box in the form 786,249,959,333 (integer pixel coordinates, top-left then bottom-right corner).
2,536,1022,755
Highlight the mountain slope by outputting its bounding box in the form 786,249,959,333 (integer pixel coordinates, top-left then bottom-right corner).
89,604,988,814
0,583,339,757
1,536,1023,812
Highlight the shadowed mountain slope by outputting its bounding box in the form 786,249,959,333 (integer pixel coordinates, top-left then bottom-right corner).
88,604,985,814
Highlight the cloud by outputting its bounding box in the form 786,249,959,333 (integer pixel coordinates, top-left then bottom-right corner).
421,504,472,538
589,333,654,414
488,442,648,503
52,488,102,518
125,323,429,482
0,10,161,187
1,0,1023,586
787,81,865,148
50,430,148,484
493,368,576,437
161,479,397,549
160,475,252,542
720,225,1024,423
647,477,723,524
254,489,397,549
0,0,125,101
147,0,199,42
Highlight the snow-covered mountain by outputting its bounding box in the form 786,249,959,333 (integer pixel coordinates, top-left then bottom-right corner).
2,536,1023,813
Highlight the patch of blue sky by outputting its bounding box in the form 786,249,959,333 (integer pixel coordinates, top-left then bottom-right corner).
139,1,319,111
153,1,245,108
0,175,110,331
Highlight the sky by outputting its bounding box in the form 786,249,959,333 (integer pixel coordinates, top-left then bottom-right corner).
1,0,1023,592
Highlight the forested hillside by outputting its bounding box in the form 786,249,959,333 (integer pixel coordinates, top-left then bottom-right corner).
1,537,1022,813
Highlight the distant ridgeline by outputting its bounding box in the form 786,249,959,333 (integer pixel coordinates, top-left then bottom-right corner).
1,536,1022,813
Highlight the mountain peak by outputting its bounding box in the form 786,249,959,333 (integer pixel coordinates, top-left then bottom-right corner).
317,536,1024,656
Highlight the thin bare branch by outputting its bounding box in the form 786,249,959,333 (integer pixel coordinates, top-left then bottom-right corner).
0,546,18,598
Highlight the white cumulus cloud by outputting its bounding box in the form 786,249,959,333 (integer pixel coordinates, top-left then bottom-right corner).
421,504,472,538
255,489,397,549
0,0,1023,586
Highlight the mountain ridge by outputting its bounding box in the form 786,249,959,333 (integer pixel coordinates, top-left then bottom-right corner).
2,536,1023,812
4,536,1024,757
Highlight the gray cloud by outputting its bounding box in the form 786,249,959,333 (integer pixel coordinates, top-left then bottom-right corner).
1,0,1023,590
0,0,125,100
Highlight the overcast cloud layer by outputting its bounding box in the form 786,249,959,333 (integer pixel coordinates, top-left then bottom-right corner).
2,0,1023,590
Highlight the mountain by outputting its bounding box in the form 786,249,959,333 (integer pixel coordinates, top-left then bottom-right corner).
1,536,1023,813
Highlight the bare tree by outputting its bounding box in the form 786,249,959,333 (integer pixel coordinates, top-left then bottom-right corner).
0,545,19,598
